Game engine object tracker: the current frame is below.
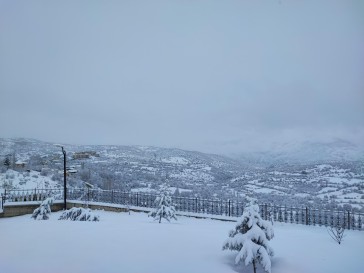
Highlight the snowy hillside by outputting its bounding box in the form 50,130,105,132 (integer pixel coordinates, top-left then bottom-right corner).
232,163,364,211
0,210,363,273
0,169,60,194
1,138,363,211
0,138,242,194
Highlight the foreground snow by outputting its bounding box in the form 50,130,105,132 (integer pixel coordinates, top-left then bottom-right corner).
0,211,363,273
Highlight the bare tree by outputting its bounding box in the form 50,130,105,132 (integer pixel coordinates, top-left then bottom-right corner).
327,225,345,244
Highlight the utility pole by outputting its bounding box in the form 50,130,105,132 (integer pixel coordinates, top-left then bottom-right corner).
62,146,67,210
55,144,67,210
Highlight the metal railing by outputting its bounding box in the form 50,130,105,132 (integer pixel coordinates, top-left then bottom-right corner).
3,188,63,203
3,188,363,231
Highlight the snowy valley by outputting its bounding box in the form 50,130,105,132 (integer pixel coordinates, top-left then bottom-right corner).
1,138,363,212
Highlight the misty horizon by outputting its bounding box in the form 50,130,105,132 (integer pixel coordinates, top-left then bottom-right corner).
1,0,363,155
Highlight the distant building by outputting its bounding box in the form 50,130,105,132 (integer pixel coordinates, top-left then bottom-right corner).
59,168,78,176
67,169,78,175
15,160,26,168
72,151,99,160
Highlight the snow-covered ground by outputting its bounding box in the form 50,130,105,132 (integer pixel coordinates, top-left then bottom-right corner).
130,186,192,194
161,156,189,165
0,210,363,273
0,170,59,194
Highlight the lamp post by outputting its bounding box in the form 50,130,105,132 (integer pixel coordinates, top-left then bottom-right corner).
55,144,67,210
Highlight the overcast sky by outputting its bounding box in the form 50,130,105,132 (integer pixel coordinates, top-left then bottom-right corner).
1,0,363,155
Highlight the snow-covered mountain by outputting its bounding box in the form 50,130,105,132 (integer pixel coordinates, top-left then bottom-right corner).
0,138,244,197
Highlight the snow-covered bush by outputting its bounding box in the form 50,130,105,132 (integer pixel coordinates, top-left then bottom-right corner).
58,207,100,221
149,184,177,223
223,203,274,273
31,197,54,220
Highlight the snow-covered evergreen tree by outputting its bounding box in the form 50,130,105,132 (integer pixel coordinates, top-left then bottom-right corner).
58,207,100,221
149,184,177,223
3,156,11,169
31,197,54,220
223,203,274,273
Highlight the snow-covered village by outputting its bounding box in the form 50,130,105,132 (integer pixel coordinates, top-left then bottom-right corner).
1,1,364,273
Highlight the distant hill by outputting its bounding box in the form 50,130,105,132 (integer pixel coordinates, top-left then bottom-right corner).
234,139,364,165
0,137,245,197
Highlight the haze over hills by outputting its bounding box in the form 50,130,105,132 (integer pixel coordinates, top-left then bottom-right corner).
234,139,364,165
1,137,362,165
0,137,363,211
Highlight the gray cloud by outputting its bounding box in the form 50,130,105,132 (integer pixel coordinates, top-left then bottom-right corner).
1,0,363,154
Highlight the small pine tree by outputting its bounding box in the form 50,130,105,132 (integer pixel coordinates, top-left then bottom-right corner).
3,156,11,169
223,203,274,273
149,184,177,223
31,197,54,220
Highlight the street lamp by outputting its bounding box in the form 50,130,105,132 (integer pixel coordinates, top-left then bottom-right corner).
55,144,67,210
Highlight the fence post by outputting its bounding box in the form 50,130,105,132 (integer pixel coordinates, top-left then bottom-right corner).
136,193,139,207
87,187,90,204
348,211,350,230
306,207,308,225
111,190,114,203
228,200,231,217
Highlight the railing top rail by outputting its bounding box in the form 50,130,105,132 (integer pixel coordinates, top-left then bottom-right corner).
6,188,62,192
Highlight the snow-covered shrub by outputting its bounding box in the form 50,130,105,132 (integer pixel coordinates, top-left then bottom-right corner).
58,207,100,222
223,203,274,273
149,184,177,223
2,179,14,190
31,197,54,220
40,168,49,176
6,173,15,179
